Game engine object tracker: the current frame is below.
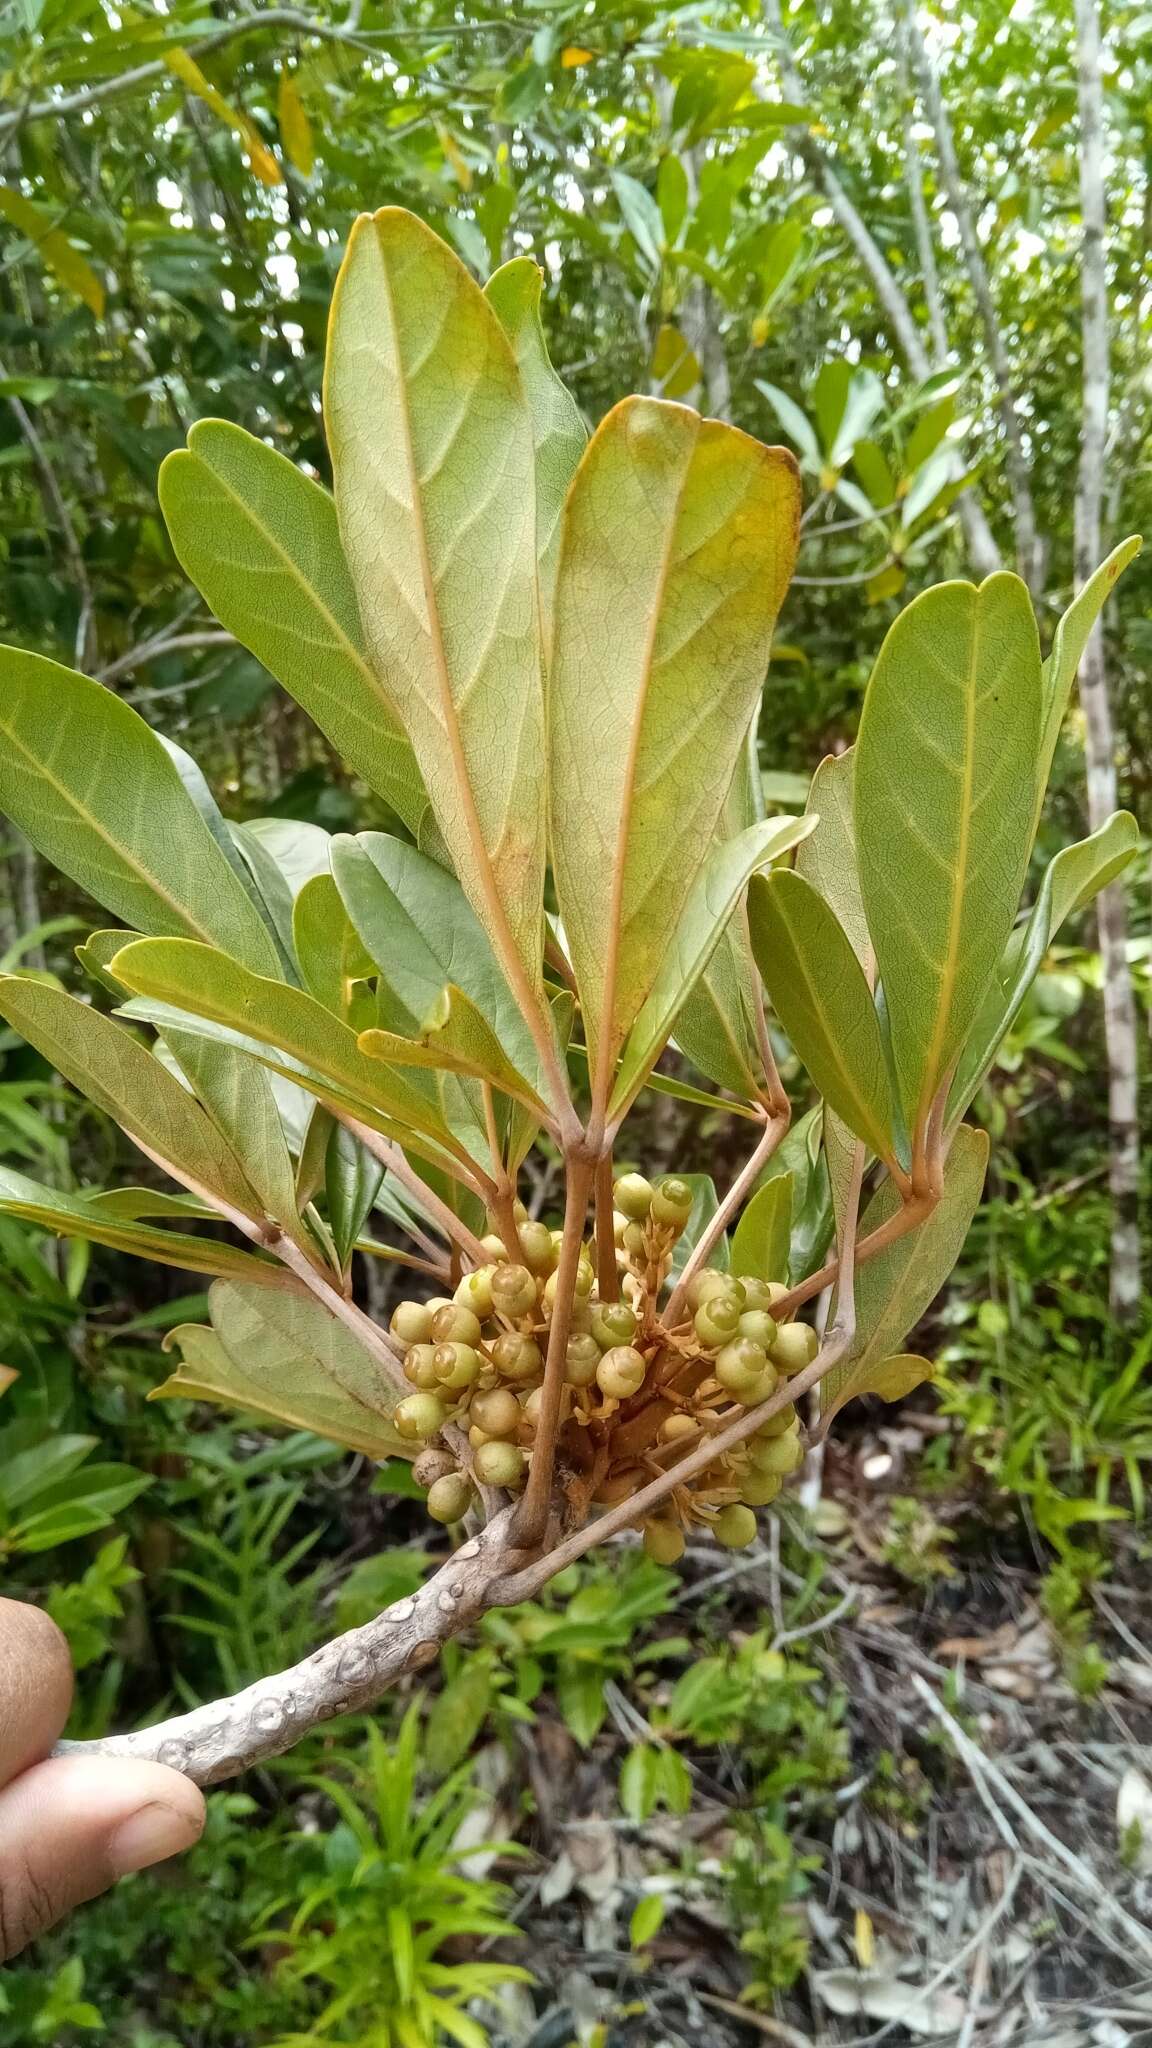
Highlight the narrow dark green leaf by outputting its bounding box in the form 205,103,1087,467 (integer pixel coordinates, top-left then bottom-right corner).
0,1167,274,1282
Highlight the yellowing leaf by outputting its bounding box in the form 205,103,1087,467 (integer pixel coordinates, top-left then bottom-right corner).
550,398,800,1095
166,49,283,186
0,185,104,317
561,45,594,67
325,209,547,1004
438,126,473,190
277,71,314,177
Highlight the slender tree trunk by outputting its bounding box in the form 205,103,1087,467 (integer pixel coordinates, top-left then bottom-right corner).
1074,0,1142,1317
900,0,1043,595
762,0,1001,579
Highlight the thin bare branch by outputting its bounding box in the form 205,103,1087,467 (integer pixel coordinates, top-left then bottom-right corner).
511,1152,594,1545
343,1117,491,1268
663,1109,781,1326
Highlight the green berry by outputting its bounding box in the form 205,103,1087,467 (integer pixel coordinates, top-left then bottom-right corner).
491,1263,538,1318
455,1267,496,1318
622,1222,648,1258
474,1440,525,1489
480,1233,510,1263
651,1176,694,1227
596,1345,647,1399
752,1428,805,1476
735,1276,775,1313
404,1343,440,1389
518,1219,555,1273
614,1172,654,1220
740,1472,782,1508
391,1299,433,1345
591,1301,639,1350
753,1402,796,1441
771,1322,820,1374
426,1472,474,1523
643,1519,686,1565
738,1309,778,1351
613,1209,629,1246
395,1392,447,1441
715,1337,769,1393
735,1364,780,1407
431,1303,482,1346
433,1341,482,1390
687,1269,743,1312
714,1503,758,1550
469,1387,521,1439
764,1281,790,1306
412,1446,457,1487
694,1296,743,1350
565,1333,602,1386
491,1332,543,1382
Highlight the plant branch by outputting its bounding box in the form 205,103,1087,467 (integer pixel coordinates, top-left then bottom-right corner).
511,1152,594,1546
342,1117,491,1269
594,1150,618,1302
663,1109,783,1326
0,355,95,667
97,630,236,684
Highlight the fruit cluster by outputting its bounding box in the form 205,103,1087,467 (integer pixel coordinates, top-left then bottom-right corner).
390,1173,815,1561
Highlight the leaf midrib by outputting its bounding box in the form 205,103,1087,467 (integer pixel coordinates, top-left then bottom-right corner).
913,614,979,1128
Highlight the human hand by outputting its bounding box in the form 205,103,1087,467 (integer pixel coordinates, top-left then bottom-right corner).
0,1597,205,1960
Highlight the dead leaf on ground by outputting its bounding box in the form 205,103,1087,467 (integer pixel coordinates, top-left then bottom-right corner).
812,1966,968,2034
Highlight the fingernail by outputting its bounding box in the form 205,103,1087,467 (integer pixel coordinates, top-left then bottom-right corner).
109,1801,201,1876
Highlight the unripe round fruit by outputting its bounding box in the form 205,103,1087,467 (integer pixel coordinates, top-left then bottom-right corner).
686,1267,732,1311
518,1219,555,1273
412,1446,457,1487
431,1303,482,1347
521,1386,547,1427
395,1392,447,1440
470,1387,521,1439
765,1281,790,1306
622,1222,648,1258
643,1519,686,1565
694,1296,743,1350
513,1198,529,1224
426,1296,453,1315
468,1424,491,1449
738,1309,778,1351
454,1267,496,1318
596,1345,647,1399
427,1472,474,1523
771,1322,820,1374
565,1333,602,1386
752,1429,805,1476
474,1439,525,1489
651,1175,695,1227
490,1332,543,1382
404,1343,440,1389
740,1471,782,1508
391,1299,433,1345
715,1337,769,1393
754,1402,796,1441
714,1503,758,1550
591,1301,639,1350
491,1263,538,1318
569,1297,593,1335
613,1209,629,1246
480,1233,510,1263
658,1412,698,1444
433,1341,482,1390
736,1364,780,1407
614,1172,654,1220
737,1276,777,1313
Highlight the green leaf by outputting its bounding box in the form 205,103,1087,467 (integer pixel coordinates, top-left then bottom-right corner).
110,937,469,1167
611,169,665,270
0,977,260,1214
156,1280,407,1458
610,814,815,1120
325,1123,384,1272
160,1025,309,1248
1039,538,1141,807
359,984,546,1112
821,1124,988,1427
0,1166,274,1282
76,928,144,996
748,870,895,1160
949,810,1140,1120
332,833,545,1091
232,816,333,969
0,649,280,975
795,750,868,960
158,420,431,841
754,380,819,465
424,1656,492,1776
550,397,800,1090
855,574,1042,1133
483,257,587,646
0,184,105,316
672,921,765,1103
730,1174,792,1284
325,207,547,996
293,874,375,1020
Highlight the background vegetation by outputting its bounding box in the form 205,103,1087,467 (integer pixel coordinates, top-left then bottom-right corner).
0,0,1148,2038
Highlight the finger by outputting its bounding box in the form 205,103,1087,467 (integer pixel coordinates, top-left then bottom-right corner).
0,1599,73,1786
0,1753,205,1961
